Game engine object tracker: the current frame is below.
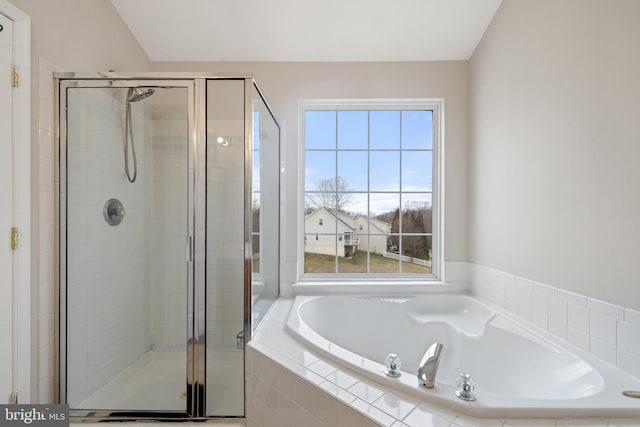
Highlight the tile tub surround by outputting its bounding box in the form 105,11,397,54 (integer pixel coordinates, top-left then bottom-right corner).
467,263,640,382
247,298,640,427
286,294,640,418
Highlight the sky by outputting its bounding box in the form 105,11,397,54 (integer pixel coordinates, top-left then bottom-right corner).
305,110,433,216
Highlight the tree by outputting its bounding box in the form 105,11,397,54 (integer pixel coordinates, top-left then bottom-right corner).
387,208,401,252
385,202,432,260
252,198,260,253
403,208,429,259
306,176,354,213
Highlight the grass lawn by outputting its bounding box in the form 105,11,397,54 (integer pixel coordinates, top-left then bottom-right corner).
304,251,432,274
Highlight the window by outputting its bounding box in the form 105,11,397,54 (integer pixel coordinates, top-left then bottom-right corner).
319,219,323,226
301,99,442,278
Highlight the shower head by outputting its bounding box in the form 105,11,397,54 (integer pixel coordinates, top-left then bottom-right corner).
127,87,155,103
123,87,154,184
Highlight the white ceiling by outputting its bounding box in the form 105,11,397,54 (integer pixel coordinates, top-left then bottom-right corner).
110,0,502,62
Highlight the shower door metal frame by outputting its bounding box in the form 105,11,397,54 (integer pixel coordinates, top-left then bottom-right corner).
243,78,254,351
57,76,199,420
56,73,277,421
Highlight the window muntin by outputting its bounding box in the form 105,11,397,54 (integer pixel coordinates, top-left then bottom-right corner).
302,102,440,278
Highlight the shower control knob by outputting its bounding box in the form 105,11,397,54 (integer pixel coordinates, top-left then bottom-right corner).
104,198,126,226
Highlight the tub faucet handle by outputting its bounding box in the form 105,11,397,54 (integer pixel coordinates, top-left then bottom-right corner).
455,372,476,401
384,353,402,378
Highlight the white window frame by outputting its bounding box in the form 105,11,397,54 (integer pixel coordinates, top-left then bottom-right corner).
297,99,444,282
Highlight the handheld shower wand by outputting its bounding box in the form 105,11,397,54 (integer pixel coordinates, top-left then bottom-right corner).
124,87,154,183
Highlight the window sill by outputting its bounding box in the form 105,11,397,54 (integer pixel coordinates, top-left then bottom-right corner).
291,281,450,295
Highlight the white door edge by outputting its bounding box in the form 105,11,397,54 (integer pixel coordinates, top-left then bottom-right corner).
0,0,31,404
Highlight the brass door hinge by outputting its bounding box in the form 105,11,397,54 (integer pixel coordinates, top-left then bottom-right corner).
11,227,18,250
12,66,18,88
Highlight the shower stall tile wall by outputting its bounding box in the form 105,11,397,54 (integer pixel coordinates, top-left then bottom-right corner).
65,88,152,405
151,118,188,350
206,122,244,350
37,59,61,404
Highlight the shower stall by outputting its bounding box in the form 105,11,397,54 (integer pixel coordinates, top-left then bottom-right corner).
56,74,280,419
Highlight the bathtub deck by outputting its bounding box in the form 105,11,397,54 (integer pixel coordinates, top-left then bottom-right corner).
247,297,640,427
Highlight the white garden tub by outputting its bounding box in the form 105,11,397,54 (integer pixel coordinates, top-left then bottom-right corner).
285,294,640,418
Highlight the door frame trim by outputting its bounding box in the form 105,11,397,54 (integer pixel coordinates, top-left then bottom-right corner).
0,0,31,404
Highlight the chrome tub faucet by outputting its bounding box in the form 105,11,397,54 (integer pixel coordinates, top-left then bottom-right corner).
417,342,443,388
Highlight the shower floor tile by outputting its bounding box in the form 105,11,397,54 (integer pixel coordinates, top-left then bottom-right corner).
76,350,244,416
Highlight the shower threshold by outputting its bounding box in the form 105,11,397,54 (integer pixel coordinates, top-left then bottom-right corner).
75,350,243,415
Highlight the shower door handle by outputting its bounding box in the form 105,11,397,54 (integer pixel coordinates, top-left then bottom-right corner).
186,235,193,263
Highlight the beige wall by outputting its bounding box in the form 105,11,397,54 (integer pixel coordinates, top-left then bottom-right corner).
11,0,150,72
153,61,470,284
8,0,150,402
16,0,640,404
469,0,640,309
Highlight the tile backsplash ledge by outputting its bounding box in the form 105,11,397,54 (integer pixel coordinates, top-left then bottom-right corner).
465,262,640,381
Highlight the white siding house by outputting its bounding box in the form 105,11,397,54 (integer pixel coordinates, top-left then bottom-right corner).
352,216,391,255
304,208,391,257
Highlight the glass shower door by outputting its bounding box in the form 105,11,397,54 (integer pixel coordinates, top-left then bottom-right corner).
62,82,192,413
250,84,280,329
203,79,280,418
60,76,280,419
205,79,246,417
